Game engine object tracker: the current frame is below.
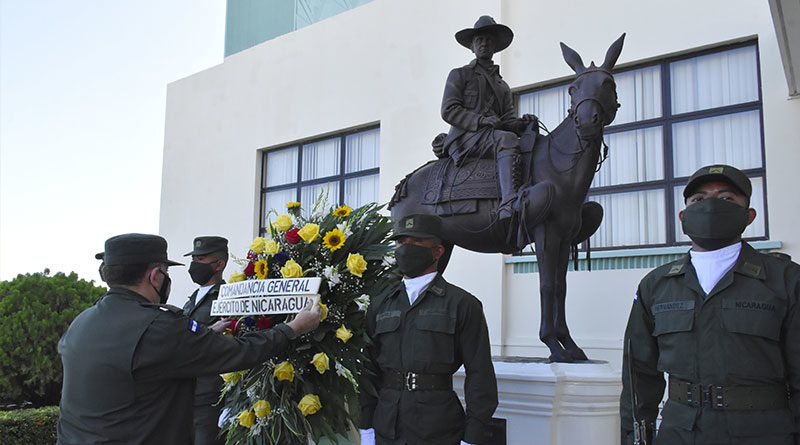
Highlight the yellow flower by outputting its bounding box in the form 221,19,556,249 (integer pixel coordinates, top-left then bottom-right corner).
254,259,268,279
322,228,346,251
221,371,242,384
237,409,255,428
333,205,352,218
318,302,328,321
298,223,320,243
272,214,293,232
249,237,268,253
273,361,294,382
336,324,353,343
264,239,280,255
310,352,330,374
298,394,322,416
346,253,367,277
286,201,300,209
253,400,271,418
280,259,304,278
229,271,246,283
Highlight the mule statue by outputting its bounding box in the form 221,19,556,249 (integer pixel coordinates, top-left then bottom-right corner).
389,34,625,362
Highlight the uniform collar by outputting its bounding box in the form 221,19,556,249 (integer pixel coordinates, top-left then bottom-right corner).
664,242,764,280
106,286,150,303
730,242,766,280
390,273,446,298
469,58,500,76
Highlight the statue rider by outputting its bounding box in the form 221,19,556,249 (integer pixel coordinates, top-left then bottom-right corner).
439,15,538,222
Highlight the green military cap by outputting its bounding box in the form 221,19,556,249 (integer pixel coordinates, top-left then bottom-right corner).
102,233,183,266
183,236,228,256
389,214,443,240
683,164,752,199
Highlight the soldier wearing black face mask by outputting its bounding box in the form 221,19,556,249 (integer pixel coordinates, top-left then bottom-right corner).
620,165,800,445
58,233,322,444
359,214,498,445
182,236,228,445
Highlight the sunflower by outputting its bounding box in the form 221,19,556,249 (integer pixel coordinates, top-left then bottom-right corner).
286,201,300,209
322,228,346,251
333,205,351,218
254,259,268,279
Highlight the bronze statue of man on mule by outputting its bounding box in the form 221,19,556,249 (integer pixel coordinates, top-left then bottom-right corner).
390,15,625,362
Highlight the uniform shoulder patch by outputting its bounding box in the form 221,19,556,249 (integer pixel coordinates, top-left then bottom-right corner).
428,285,445,296
741,262,761,277
666,264,684,275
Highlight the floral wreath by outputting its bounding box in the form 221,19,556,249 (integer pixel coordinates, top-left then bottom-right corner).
219,199,397,444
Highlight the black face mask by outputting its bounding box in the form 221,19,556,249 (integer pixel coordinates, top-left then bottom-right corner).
189,261,216,285
395,244,436,278
153,269,171,304
681,198,750,250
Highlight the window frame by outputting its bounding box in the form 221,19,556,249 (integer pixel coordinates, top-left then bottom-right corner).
515,39,768,251
259,125,380,235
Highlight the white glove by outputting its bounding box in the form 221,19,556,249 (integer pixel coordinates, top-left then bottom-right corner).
359,428,375,445
460,442,475,445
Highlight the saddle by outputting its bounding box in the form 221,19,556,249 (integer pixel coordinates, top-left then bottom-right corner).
419,130,537,216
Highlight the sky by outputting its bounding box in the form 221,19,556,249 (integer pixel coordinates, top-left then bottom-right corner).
0,0,227,284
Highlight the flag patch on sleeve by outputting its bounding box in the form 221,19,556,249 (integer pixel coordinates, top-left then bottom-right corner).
189,320,199,333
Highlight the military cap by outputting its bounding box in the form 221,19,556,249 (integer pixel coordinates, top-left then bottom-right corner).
389,214,443,240
683,164,752,199
184,236,228,256
102,233,183,266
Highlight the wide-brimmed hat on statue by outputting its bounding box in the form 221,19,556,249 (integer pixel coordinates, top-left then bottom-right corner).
455,15,514,52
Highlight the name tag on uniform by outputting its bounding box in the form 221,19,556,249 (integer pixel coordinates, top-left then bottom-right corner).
651,300,695,314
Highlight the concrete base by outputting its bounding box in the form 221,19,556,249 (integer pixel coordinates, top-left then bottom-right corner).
454,358,621,445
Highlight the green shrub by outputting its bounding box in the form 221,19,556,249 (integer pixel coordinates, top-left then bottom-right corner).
0,270,105,406
0,406,59,444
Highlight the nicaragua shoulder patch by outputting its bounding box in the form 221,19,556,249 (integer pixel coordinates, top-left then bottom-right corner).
189,319,200,333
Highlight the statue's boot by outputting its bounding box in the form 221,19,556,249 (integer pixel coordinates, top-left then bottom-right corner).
497,154,521,222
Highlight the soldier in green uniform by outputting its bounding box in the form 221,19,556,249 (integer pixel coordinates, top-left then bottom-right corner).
620,165,800,444
182,236,229,445
359,214,498,445
57,233,321,444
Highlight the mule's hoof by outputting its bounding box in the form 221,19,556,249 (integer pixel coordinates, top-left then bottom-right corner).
566,347,589,361
548,349,574,363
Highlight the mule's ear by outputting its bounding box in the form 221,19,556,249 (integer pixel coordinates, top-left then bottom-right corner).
600,33,626,71
560,42,586,75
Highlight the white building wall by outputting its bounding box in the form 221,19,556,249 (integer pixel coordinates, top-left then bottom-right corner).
161,0,800,370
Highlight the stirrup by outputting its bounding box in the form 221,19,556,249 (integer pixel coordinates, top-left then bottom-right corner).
497,197,517,220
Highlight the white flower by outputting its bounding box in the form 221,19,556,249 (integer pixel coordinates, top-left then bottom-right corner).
335,361,358,390
323,265,341,285
336,222,353,237
382,254,395,267
356,294,370,312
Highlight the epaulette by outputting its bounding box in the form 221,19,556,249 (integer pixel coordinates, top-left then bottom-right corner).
143,303,184,314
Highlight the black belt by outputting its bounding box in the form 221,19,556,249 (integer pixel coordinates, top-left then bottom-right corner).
668,376,789,410
381,370,452,391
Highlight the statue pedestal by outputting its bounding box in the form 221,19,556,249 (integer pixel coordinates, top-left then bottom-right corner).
454,358,621,445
